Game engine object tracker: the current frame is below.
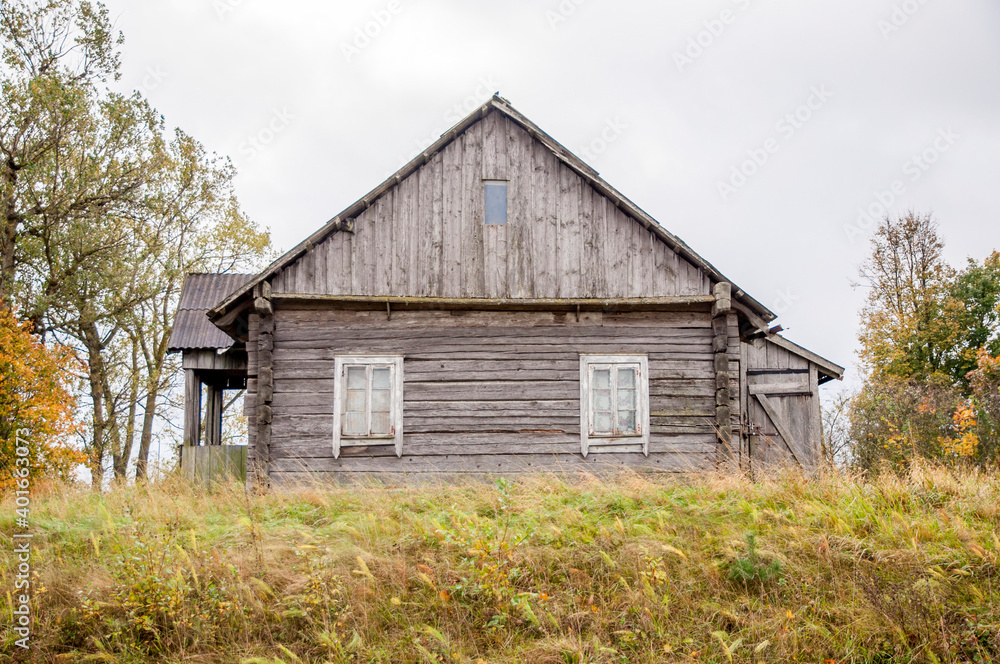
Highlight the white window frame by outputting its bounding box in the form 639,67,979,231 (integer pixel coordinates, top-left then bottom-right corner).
332,356,404,459
579,354,649,457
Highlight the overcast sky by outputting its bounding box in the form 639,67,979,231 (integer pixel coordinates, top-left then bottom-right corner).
104,0,1000,395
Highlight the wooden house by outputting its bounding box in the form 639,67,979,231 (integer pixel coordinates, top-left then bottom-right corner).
171,95,843,485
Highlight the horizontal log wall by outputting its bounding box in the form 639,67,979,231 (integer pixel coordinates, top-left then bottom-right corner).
267,305,733,485
271,111,710,301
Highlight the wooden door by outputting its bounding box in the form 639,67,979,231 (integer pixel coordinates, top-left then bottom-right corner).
741,338,822,471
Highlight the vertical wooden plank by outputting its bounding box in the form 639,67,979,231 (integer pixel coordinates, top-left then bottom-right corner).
529,139,547,297
349,215,364,295
342,229,353,295
550,154,564,297
462,120,485,296
558,166,581,297
482,111,508,180
628,214,642,298
205,383,223,446
414,158,431,296
298,249,313,294
394,174,411,294
325,234,339,294
642,227,655,296
442,139,463,297
375,192,393,295
430,154,445,297
579,183,596,297
612,208,631,298
506,120,529,298
809,364,822,465
367,205,379,296
184,370,201,447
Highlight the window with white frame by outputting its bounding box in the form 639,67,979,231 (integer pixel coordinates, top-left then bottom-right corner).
579,355,649,457
333,356,403,458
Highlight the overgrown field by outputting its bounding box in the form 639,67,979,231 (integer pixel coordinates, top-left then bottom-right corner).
2,467,998,663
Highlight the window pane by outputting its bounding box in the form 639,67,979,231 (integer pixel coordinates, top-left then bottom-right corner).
617,367,636,388
593,412,613,434
346,389,366,413
617,410,637,434
343,412,366,436
346,366,366,390
371,412,391,435
593,368,611,389
372,366,391,389
617,388,635,411
484,181,507,225
371,388,391,413
594,389,612,411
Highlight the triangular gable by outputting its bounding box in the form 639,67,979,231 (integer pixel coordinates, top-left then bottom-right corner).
209,96,775,324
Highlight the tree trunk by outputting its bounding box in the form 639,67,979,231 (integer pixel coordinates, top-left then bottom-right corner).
135,317,171,482
82,322,108,490
1,159,20,308
134,386,159,482
113,340,141,481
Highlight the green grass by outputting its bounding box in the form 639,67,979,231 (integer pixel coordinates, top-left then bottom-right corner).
2,465,999,663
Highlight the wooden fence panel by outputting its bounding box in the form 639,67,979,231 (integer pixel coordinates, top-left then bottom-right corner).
180,445,247,487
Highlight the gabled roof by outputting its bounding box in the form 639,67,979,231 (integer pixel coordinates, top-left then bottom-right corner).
209,95,775,324
167,273,255,352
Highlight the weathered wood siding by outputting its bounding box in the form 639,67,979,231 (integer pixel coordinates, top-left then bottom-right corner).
742,337,823,470
271,111,710,300
262,304,735,484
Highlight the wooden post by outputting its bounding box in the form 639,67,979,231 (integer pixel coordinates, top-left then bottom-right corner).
184,369,202,446
712,282,735,465
205,382,223,446
252,282,274,486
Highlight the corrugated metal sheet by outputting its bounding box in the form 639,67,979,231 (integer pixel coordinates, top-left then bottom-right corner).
167,273,255,352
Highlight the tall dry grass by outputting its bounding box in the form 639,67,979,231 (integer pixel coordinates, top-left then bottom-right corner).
1,464,998,663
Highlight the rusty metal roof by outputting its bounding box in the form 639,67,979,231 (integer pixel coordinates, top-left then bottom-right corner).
167,273,254,352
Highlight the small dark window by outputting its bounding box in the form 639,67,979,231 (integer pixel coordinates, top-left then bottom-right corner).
484,180,507,225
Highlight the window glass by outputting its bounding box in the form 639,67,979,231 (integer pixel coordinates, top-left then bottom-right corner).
484,181,507,225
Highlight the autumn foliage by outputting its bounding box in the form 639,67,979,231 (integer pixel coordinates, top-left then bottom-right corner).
0,308,85,487
849,214,1000,469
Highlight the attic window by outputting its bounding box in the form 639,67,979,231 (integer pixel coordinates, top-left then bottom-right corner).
484,180,507,225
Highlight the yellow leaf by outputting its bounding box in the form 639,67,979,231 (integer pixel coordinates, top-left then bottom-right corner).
391,597,402,605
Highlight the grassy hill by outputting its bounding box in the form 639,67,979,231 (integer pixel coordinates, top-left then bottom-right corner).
1,466,998,663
